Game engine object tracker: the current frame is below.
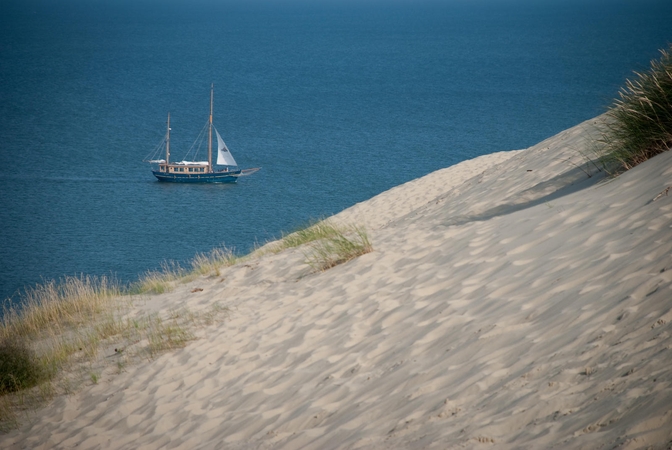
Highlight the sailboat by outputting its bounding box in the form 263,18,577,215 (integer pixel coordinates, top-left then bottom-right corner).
146,84,260,183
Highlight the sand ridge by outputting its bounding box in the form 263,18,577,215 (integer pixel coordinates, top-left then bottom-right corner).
4,116,672,449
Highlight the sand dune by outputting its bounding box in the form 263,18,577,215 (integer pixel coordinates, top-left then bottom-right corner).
4,116,672,449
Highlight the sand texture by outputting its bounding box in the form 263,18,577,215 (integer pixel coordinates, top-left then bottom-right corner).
4,116,672,449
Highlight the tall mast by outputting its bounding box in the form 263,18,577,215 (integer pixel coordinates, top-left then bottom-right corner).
166,112,171,165
208,83,213,173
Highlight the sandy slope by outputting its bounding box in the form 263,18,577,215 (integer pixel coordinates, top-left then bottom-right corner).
4,116,672,449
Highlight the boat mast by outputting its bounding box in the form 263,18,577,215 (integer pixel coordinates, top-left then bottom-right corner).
208,83,213,173
166,112,171,166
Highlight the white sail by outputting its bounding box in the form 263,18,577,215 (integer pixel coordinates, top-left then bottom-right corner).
215,128,238,166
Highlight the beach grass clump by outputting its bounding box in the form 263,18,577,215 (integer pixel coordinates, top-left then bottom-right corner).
191,246,238,276
0,275,123,388
1,275,120,341
0,263,230,429
601,45,672,170
249,219,373,271
145,315,195,358
0,338,45,394
304,224,373,272
129,261,185,295
131,247,239,292
279,220,343,249
252,219,373,271
256,218,354,255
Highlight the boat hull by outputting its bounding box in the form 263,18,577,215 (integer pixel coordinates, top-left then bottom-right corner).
152,170,240,183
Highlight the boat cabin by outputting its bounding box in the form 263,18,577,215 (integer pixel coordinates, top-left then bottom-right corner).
159,164,208,173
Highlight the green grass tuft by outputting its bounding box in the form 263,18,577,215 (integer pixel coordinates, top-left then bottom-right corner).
0,338,46,394
0,272,229,430
600,45,672,171
278,220,342,249
129,261,185,295
0,216,366,428
191,246,238,276
256,218,361,256
130,247,240,293
145,315,195,358
1,275,120,340
252,219,373,271
304,224,373,272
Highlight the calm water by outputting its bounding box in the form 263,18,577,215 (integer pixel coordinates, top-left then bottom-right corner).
1,0,670,302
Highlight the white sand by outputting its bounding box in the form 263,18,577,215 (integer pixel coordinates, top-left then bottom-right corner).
4,116,672,449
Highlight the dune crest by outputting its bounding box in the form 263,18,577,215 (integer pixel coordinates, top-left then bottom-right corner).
5,117,672,449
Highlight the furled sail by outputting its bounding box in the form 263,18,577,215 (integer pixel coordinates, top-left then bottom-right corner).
215,128,237,166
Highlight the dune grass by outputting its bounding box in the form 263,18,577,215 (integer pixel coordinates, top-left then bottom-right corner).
600,45,672,171
0,273,227,430
191,246,239,277
129,219,372,295
303,224,373,272
0,219,369,429
251,218,374,271
0,275,121,428
129,261,186,295
255,218,344,254
1,275,121,342
129,247,239,295
0,339,45,394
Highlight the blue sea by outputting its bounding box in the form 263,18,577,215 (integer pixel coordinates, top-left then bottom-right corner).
0,0,670,303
